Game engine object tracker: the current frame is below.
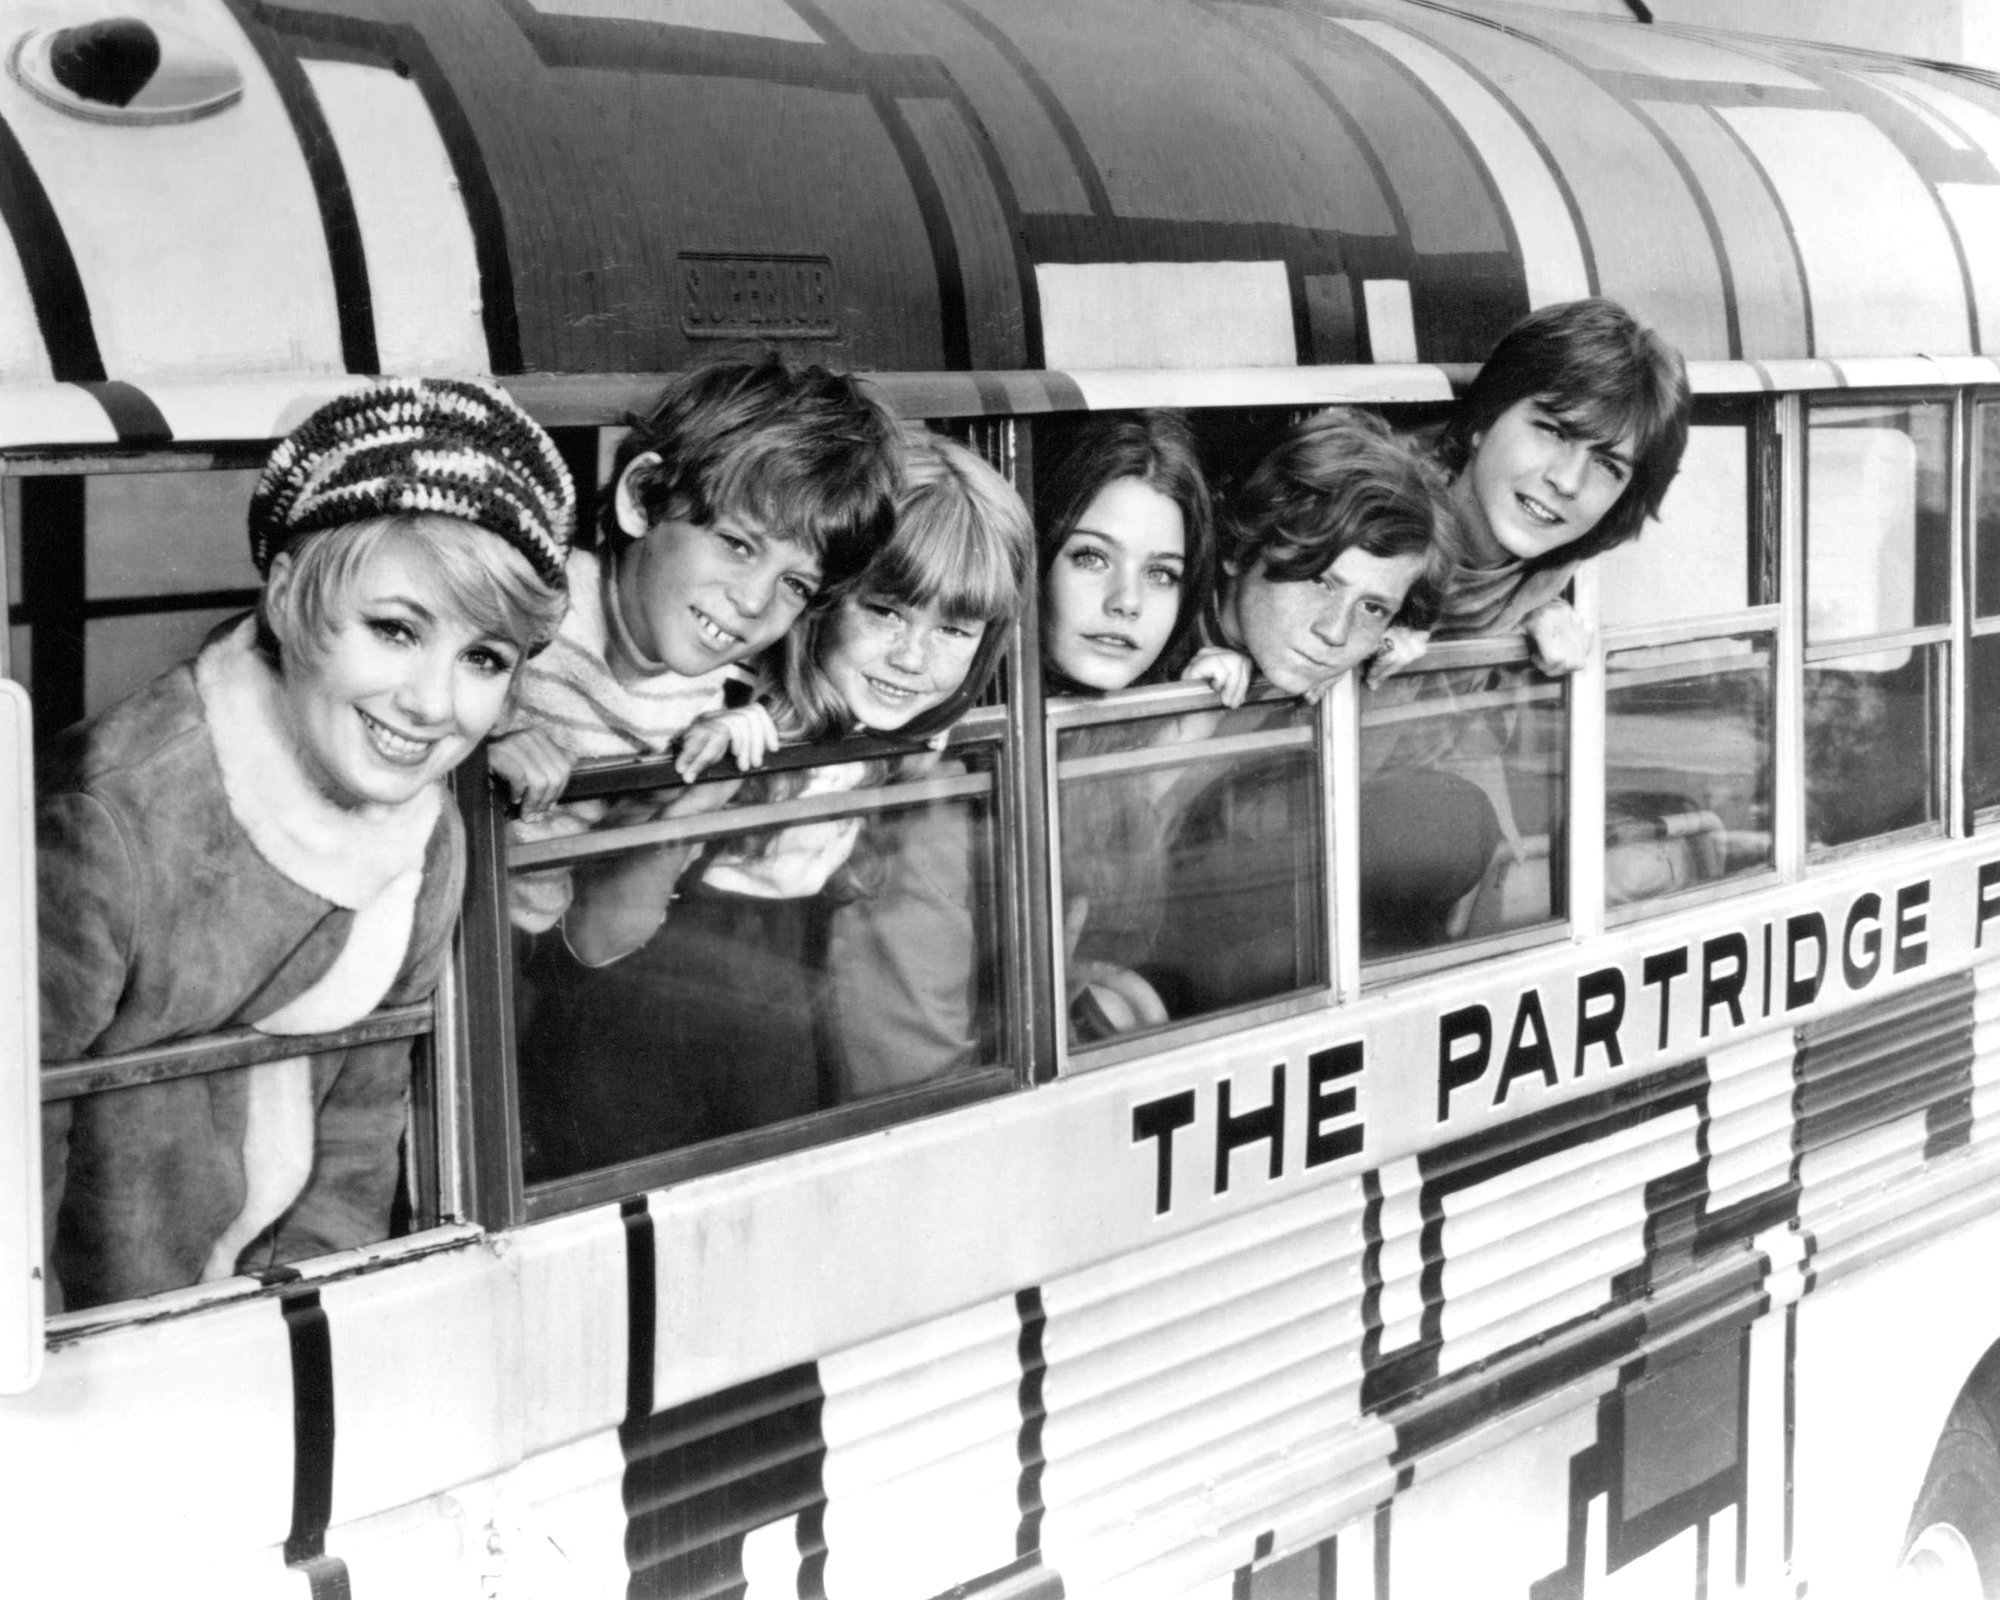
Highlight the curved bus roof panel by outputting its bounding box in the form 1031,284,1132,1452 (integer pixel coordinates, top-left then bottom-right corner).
1,0,1999,392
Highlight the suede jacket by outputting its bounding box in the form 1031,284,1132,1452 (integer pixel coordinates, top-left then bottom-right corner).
38,620,464,1310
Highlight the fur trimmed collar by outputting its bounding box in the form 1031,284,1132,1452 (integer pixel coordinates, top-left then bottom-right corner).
194,618,441,910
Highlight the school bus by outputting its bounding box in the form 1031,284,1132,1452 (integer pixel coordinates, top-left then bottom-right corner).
7,2,2000,1596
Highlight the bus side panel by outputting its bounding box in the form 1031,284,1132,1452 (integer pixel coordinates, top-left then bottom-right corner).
1789,1184,2000,1596
6,1298,295,1591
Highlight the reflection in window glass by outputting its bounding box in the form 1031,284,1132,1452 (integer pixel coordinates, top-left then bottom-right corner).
513,754,1002,1184
1057,700,1324,1045
1360,664,1566,960
1806,400,1949,645
1599,423,1753,627
1607,635,1773,904
1977,401,2000,619
1805,644,1944,851
1967,634,2000,818
86,471,260,598
85,608,244,714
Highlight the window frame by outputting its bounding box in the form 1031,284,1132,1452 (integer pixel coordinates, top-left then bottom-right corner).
1047,678,1337,1074
1797,388,1960,864
1596,393,1782,926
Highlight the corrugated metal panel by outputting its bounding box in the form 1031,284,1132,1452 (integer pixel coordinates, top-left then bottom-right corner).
1794,971,1975,1228
1035,1181,1379,1598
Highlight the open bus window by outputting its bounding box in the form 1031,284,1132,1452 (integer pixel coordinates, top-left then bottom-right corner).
1054,694,1325,1055
1967,399,2000,821
1606,635,1774,905
1804,400,1950,854
14,460,444,1320
509,739,1009,1189
1359,659,1566,963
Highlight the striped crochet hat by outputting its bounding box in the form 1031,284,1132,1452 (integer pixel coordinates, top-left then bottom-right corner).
249,378,574,589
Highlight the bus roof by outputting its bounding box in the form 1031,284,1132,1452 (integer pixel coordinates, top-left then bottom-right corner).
2,0,1998,423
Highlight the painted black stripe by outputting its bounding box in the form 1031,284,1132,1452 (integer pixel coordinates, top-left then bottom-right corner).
623,1195,656,1423
928,70,1045,369
0,109,103,380
497,0,874,90
1804,66,1984,352
1522,35,1745,358
1332,23,1531,314
1275,42,1420,273
790,0,972,370
1015,1286,1047,1561
397,32,523,372
1593,74,1832,112
1405,17,1599,296
297,1554,354,1600
223,0,379,374
936,0,1114,221
282,1288,339,1566
240,5,524,374
21,475,85,730
77,380,172,443
1705,106,1817,357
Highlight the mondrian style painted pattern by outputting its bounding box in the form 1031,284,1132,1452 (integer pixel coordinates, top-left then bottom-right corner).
382,970,1982,1600
7,0,2000,407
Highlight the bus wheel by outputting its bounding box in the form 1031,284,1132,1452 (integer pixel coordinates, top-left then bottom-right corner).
1897,1393,2000,1598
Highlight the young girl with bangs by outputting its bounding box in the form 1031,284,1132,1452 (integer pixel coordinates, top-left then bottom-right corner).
1026,412,1254,1039
526,429,1031,1173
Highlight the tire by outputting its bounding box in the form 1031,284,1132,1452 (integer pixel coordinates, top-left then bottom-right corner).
1898,1393,2000,1598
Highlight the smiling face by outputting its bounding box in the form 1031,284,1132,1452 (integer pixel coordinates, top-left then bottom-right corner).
1043,476,1187,694
269,532,521,810
1220,545,1426,699
822,592,988,732
1456,397,1635,565
612,454,823,676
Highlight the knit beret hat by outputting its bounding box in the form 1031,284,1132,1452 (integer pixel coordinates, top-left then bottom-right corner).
248,378,574,590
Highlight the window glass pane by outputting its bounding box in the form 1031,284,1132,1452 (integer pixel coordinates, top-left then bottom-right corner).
1966,633,2000,818
1977,399,2000,618
86,470,260,599
1599,421,1754,626
513,752,1003,1184
1806,400,1950,644
84,608,243,715
1606,634,1774,905
1360,664,1566,960
1056,699,1324,1046
1806,643,1944,851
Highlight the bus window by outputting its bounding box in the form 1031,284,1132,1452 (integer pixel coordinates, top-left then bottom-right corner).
1966,398,2000,822
1600,413,1759,626
1359,656,1567,963
6,466,261,725
18,459,446,1319
1804,399,1951,854
1054,692,1326,1057
1601,408,1775,911
1605,635,1774,903
509,732,1012,1197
